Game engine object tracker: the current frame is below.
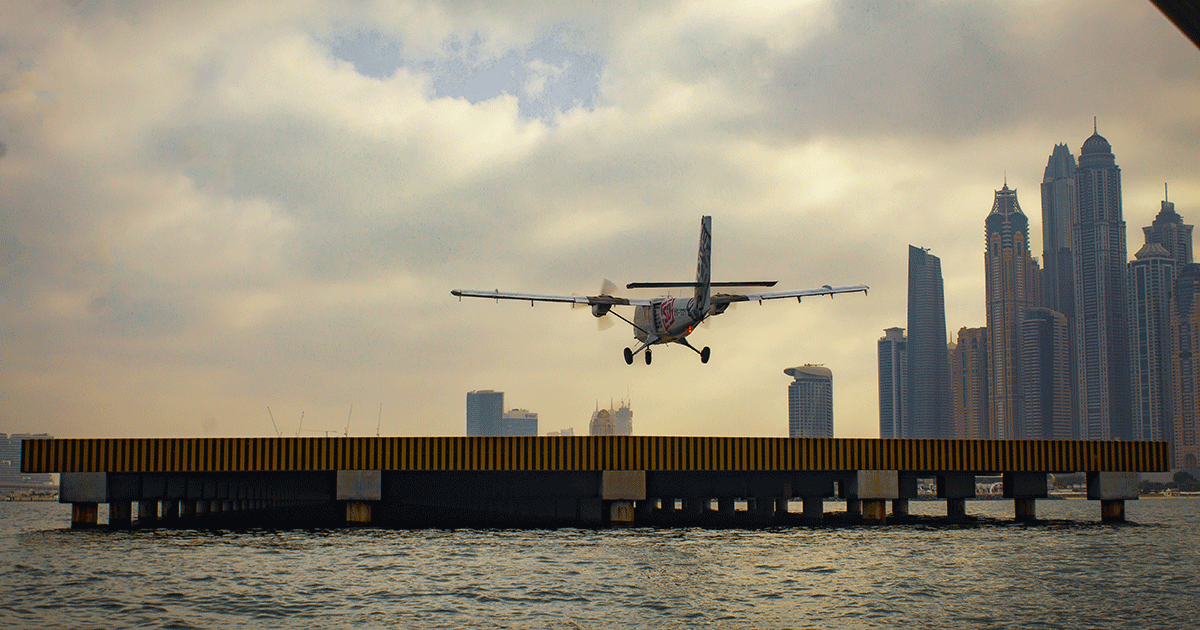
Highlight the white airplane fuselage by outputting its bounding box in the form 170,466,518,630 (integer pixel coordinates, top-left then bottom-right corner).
634,298,703,344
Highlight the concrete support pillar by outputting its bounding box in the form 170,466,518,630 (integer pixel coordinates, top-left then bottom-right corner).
862,499,888,524
891,499,909,518
1014,498,1037,522
1100,500,1125,523
182,500,197,517
1004,472,1047,522
71,503,99,529
635,499,654,520
1088,472,1138,523
345,501,373,525
61,473,106,529
946,498,966,518
138,500,158,524
681,498,704,517
162,500,180,520
717,497,735,519
775,498,790,515
802,497,823,520
937,473,976,520
754,498,774,517
601,470,646,526
846,470,898,522
609,501,636,525
109,501,133,528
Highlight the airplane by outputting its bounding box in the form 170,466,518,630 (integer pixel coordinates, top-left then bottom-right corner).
451,216,868,365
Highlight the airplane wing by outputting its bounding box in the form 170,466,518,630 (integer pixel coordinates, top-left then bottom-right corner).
451,289,654,307
710,284,869,305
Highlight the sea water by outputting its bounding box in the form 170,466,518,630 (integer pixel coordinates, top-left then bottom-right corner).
2,499,1198,628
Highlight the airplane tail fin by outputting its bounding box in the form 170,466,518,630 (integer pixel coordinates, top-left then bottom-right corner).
694,216,712,315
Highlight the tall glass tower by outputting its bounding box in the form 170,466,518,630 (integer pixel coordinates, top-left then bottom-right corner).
466,390,504,436
1171,264,1200,469
1018,308,1072,440
878,327,907,439
907,245,952,439
1041,144,1079,434
985,183,1041,439
949,326,989,439
1042,144,1078,316
1129,242,1176,443
1073,127,1131,440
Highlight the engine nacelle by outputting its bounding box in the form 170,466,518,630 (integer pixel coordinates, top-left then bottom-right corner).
592,303,612,318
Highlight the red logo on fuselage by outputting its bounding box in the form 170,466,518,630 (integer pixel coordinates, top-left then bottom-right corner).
661,298,675,329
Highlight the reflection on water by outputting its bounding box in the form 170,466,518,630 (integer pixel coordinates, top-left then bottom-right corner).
2,500,1198,628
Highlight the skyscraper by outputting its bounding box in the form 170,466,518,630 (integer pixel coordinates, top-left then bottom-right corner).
501,409,539,436
1129,241,1177,443
589,399,633,436
1073,126,1132,440
1143,186,1193,267
785,365,833,438
1018,308,1072,440
1171,263,1200,469
949,327,989,439
1041,144,1079,435
985,183,1042,439
1041,144,1078,316
907,246,952,439
878,327,907,439
466,390,504,436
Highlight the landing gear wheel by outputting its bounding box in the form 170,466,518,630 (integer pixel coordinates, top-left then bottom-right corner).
645,348,652,365
624,347,634,365
700,347,710,364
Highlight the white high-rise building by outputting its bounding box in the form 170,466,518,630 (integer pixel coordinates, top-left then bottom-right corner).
786,365,833,438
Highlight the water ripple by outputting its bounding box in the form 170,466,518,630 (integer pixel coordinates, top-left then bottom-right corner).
3,500,1200,628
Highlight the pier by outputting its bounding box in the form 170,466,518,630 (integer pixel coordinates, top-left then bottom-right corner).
22,436,1168,528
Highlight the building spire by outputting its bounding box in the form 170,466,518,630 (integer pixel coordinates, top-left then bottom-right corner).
1094,116,1098,134
1166,182,1169,202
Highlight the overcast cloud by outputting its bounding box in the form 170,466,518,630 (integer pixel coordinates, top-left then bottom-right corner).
2,0,1198,439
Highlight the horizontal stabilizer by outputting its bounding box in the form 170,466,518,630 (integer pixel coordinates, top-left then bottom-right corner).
626,281,777,289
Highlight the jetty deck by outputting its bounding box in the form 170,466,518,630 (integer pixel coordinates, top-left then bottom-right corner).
22,436,1169,528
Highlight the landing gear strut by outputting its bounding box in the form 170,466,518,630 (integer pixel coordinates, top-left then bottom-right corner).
678,338,711,364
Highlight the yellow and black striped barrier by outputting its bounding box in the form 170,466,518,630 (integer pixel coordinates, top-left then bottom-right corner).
23,436,1170,474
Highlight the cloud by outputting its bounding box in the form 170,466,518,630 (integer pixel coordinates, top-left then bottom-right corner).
1,0,1198,441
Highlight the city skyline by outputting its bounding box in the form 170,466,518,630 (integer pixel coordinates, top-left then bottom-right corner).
2,2,1198,440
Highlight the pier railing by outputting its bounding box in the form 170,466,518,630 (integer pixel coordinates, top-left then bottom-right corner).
23,436,1169,474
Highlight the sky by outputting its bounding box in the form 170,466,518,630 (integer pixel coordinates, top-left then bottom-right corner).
2,0,1198,440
